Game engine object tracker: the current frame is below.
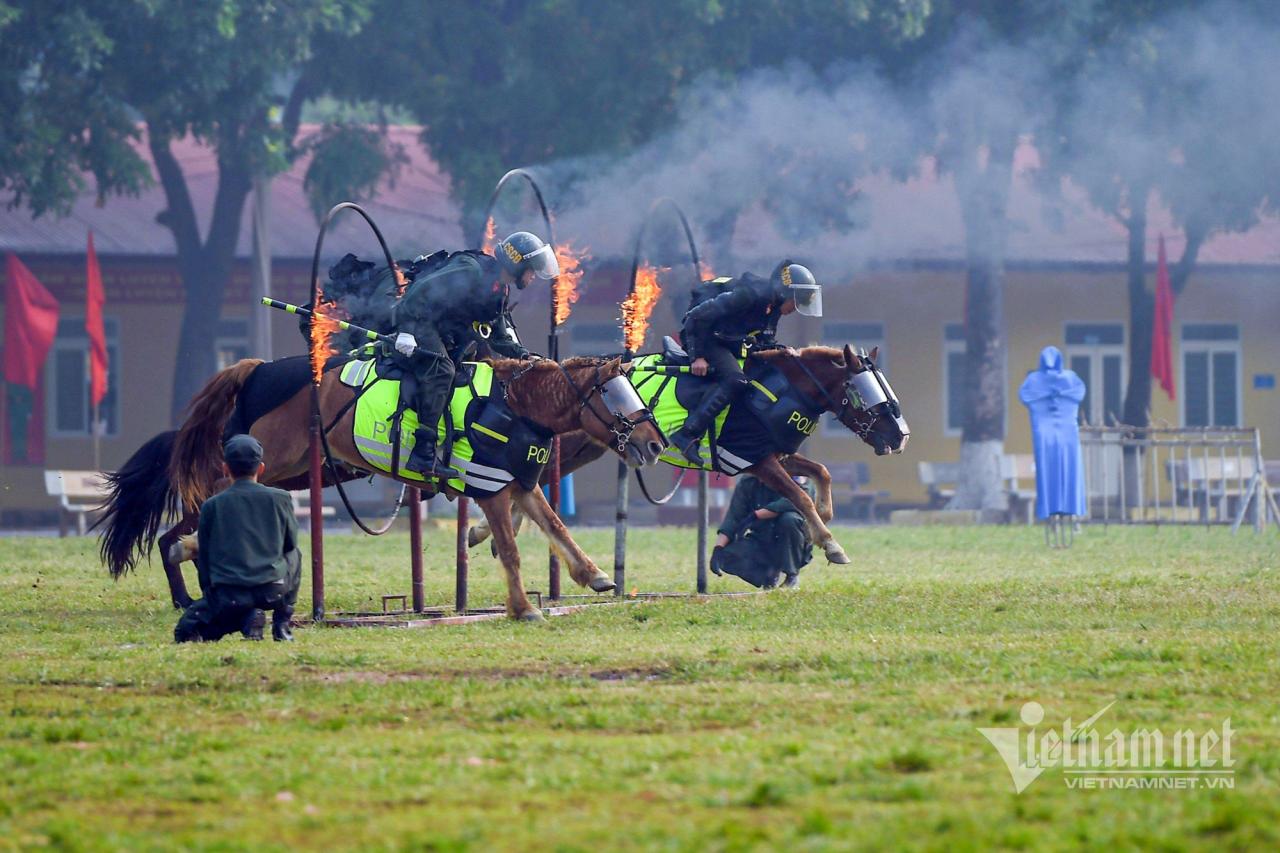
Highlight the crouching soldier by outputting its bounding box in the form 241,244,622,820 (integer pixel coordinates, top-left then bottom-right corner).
174,435,301,643
711,474,817,589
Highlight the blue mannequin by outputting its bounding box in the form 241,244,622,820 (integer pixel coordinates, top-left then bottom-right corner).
1018,346,1087,519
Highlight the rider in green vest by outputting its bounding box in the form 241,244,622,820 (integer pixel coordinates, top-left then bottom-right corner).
390,232,558,478
669,261,823,465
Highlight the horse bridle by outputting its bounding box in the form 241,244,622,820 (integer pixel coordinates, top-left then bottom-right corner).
503,359,662,455
560,361,664,454
789,355,890,441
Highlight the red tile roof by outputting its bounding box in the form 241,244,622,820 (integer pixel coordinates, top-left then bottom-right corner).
0,126,464,259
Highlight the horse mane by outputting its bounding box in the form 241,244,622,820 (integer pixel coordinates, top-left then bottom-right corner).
484,355,617,377
170,358,263,512
752,346,847,365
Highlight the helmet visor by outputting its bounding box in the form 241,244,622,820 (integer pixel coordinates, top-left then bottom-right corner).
523,243,560,280
791,284,822,317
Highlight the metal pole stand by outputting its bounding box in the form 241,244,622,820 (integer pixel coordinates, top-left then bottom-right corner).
696,469,709,592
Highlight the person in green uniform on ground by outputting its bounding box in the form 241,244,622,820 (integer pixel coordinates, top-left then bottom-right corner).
174,435,301,643
711,474,818,589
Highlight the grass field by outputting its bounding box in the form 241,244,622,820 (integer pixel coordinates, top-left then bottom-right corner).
1,522,1278,851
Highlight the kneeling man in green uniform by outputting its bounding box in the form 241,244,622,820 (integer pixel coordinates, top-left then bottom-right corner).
711,474,817,589
174,435,301,643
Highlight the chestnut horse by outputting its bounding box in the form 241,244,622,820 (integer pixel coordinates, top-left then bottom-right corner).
97,356,666,620
469,344,909,563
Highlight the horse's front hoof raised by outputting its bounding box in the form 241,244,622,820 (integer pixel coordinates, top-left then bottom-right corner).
824,543,852,564
466,525,486,548
589,575,616,593
517,608,546,623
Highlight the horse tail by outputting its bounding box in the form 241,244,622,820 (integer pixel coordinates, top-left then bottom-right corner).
93,430,180,579
170,358,264,512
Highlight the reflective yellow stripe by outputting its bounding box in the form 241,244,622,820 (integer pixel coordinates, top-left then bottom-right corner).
712,276,732,284
473,423,509,443
750,380,777,402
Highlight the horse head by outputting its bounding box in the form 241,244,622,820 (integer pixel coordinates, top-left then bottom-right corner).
567,357,667,467
502,357,666,468
774,345,910,456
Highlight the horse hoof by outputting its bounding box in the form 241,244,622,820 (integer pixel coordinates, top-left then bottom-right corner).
824,544,852,564
490,540,499,559
518,609,546,623
466,526,484,548
589,576,616,593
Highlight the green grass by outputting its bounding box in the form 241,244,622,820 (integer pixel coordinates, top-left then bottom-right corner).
1,523,1278,851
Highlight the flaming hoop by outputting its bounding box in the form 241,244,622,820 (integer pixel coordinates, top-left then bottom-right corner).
306,201,408,562
622,263,667,353
625,197,702,359
479,168,565,600
553,242,589,325
308,300,346,383
481,217,497,254
625,198,703,511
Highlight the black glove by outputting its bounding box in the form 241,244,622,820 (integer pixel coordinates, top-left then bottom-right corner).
710,545,726,576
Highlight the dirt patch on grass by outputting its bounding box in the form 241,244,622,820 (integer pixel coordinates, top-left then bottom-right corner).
304,665,674,684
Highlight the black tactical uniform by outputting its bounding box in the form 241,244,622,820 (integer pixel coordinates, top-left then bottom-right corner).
388,231,558,477
392,251,530,476
299,253,401,354
670,262,820,465
174,437,301,643
712,475,817,589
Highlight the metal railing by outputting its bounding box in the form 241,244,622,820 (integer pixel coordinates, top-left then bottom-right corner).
1079,425,1279,531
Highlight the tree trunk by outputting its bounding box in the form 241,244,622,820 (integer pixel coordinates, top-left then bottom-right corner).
949,138,1014,513
1120,196,1151,428
151,130,254,423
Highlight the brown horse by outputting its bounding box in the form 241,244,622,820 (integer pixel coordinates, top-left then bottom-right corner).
97,355,666,620
469,344,909,563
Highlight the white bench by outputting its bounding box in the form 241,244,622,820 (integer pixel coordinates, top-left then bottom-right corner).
918,456,1037,523
290,489,336,524
44,470,109,537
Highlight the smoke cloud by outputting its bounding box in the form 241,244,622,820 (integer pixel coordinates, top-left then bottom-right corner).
530,3,1280,279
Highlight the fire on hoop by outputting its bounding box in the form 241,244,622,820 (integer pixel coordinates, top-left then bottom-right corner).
622,263,667,353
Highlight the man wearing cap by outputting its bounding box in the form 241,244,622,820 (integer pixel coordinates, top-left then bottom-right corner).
711,474,817,589
388,232,559,478
669,261,823,465
174,435,301,643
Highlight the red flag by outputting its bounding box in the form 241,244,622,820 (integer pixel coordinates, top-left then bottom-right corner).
3,253,61,390
1150,234,1176,401
86,231,109,407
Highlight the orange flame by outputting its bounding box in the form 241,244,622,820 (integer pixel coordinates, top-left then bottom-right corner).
393,264,407,296
481,217,496,254
552,242,589,326
698,260,716,281
309,300,345,383
622,263,667,353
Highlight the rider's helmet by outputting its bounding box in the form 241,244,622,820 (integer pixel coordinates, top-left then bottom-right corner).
495,231,559,288
771,260,822,317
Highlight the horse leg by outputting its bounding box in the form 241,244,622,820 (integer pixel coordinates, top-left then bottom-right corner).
157,512,199,609
782,454,834,523
748,455,851,565
468,505,524,557
514,486,615,593
476,490,542,621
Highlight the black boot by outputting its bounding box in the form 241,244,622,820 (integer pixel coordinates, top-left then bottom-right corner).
406,429,458,479
241,609,266,641
272,606,294,642
670,384,738,466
